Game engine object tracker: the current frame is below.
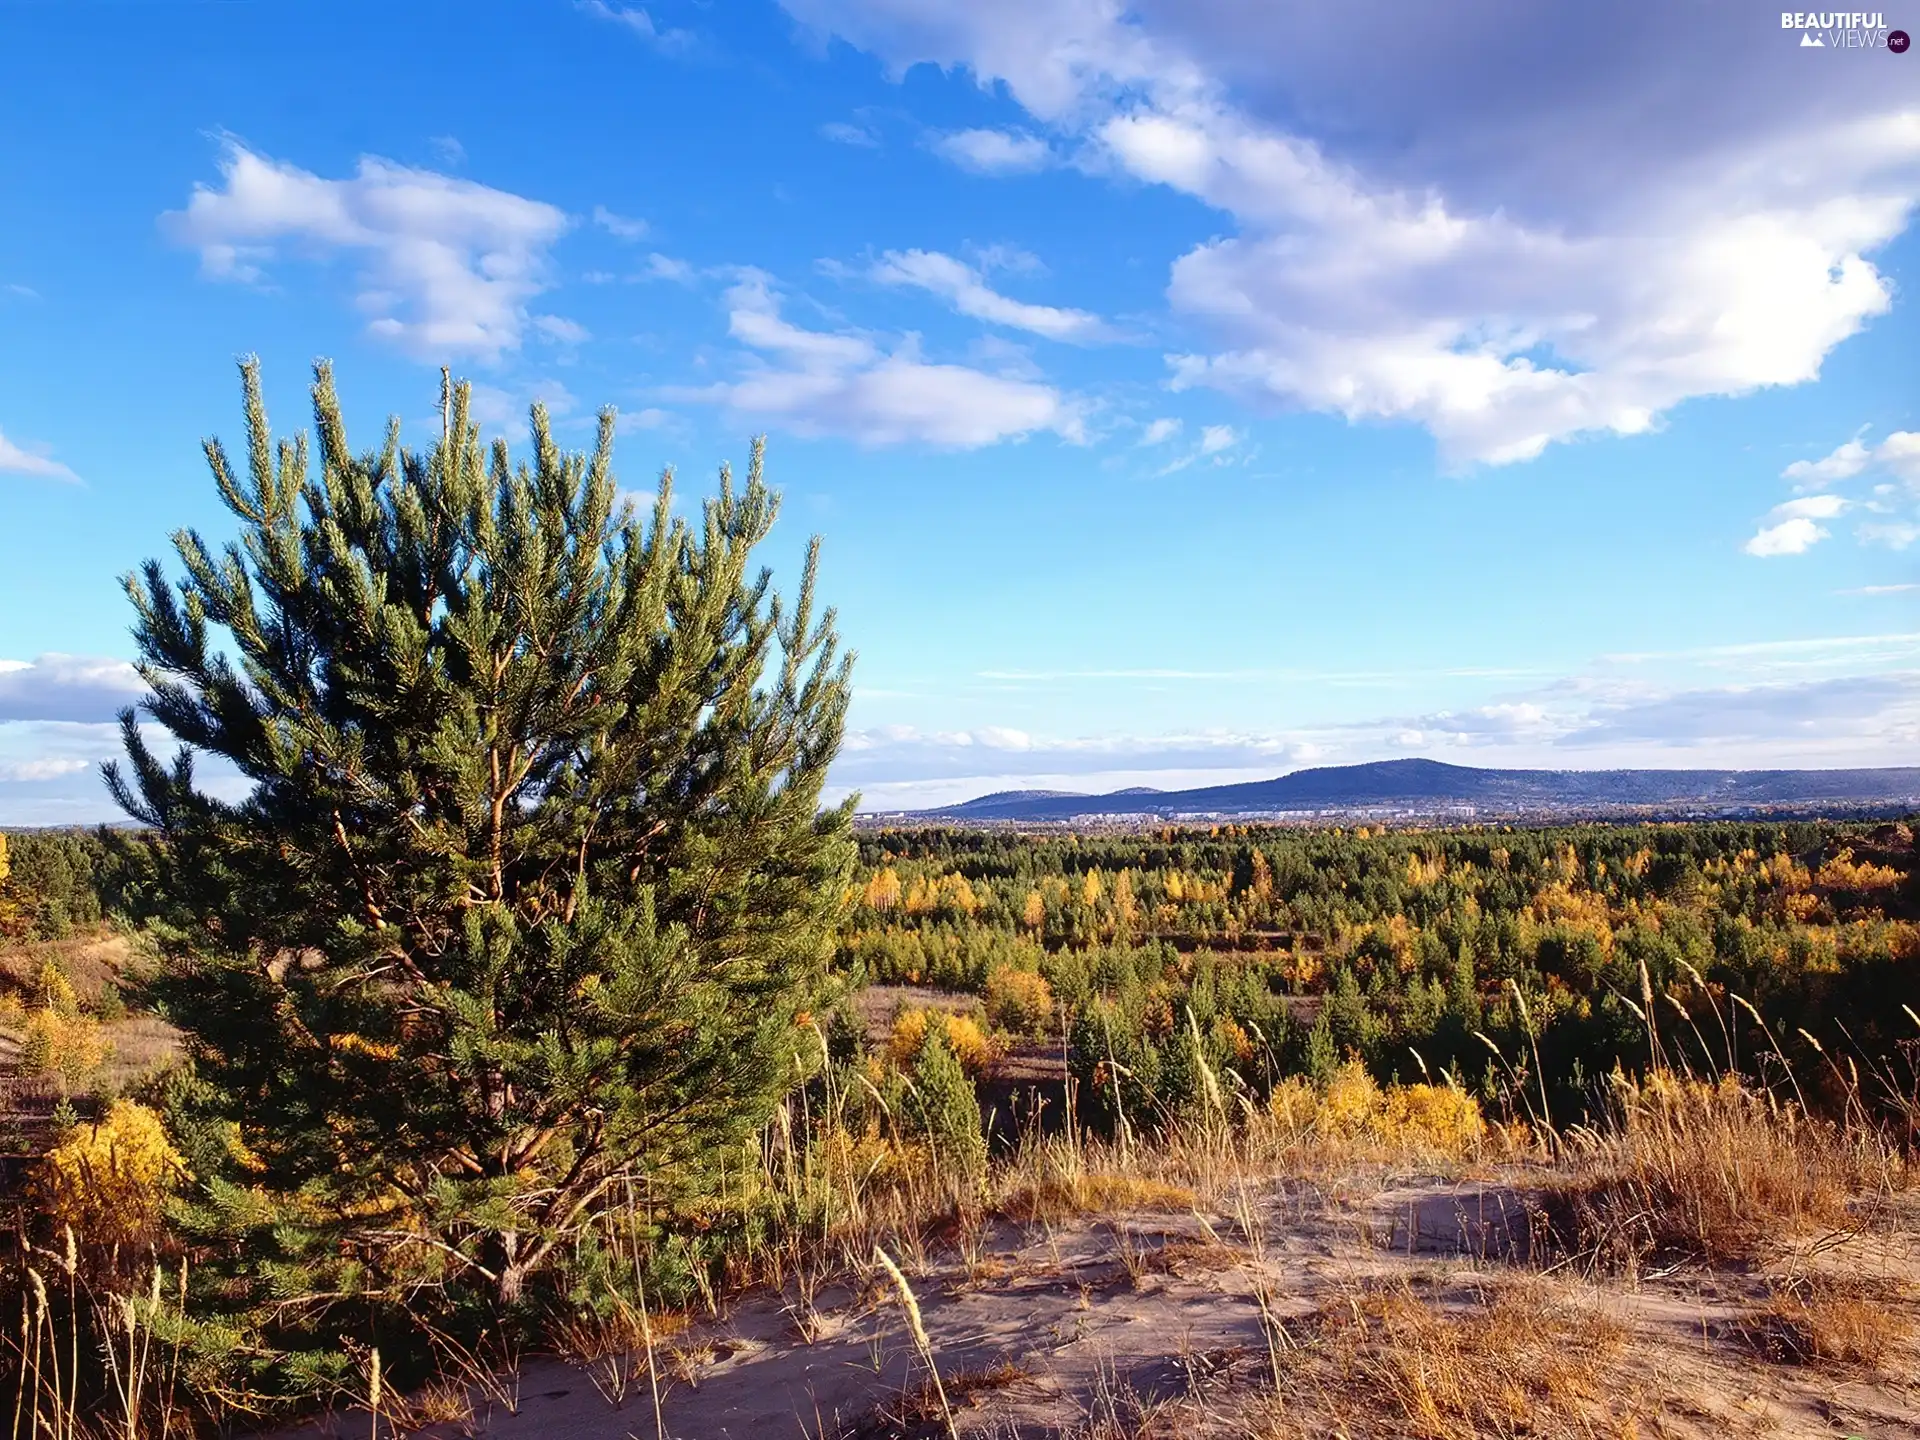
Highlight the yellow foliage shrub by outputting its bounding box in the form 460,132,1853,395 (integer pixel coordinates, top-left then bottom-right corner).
20,1007,107,1088
1319,1059,1384,1136
887,1008,995,1075
1268,1076,1318,1133
36,1100,188,1254
1380,1082,1486,1154
1266,1062,1485,1158
984,965,1054,1035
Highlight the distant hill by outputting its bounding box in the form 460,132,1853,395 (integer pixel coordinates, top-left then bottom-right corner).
885,758,1920,823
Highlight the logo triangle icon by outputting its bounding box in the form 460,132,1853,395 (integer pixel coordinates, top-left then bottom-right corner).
1800,31,1825,45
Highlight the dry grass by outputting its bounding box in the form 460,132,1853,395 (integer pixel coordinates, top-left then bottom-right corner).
1541,1070,1904,1271
1737,1275,1914,1372
884,1356,1029,1429
999,1168,1197,1224
1261,1278,1637,1440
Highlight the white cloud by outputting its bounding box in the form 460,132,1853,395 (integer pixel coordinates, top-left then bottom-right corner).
1568,672,1920,747
0,655,145,723
870,249,1111,342
1198,423,1236,454
578,1,695,53
638,253,696,284
1785,437,1872,488
1858,521,1920,550
0,757,90,782
1152,420,1244,474
1841,583,1920,595
1754,430,1920,555
1787,430,1920,489
165,142,571,362
1878,431,1920,487
1139,417,1182,445
461,379,579,436
592,204,650,241
932,128,1053,174
668,274,1085,447
1745,518,1828,557
0,429,81,484
821,120,881,148
533,315,591,343
3,283,39,300
783,1,1920,466
1745,492,1853,557
618,407,672,433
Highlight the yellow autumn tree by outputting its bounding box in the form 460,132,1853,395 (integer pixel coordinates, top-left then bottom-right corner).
1112,869,1138,930
984,966,1054,1035
887,1008,994,1075
1081,870,1103,906
1021,889,1047,931
36,1100,189,1258
941,872,982,916
1816,848,1902,893
864,866,903,912
1248,849,1274,904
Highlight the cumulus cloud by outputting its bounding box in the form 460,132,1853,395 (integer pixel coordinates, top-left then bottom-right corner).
164,142,573,362
1138,417,1182,445
931,127,1053,174
667,273,1085,447
870,249,1111,342
0,429,80,484
783,0,1920,466
1753,430,1920,554
1746,493,1850,556
1786,437,1873,489
1787,430,1920,489
0,655,146,723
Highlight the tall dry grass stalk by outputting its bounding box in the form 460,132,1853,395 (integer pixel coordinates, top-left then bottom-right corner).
872,1244,956,1440
1546,1068,1907,1271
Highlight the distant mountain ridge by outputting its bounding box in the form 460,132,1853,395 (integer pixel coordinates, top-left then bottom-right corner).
888,758,1920,823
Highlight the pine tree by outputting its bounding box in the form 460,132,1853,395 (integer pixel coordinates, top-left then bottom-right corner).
108,361,855,1322
906,1029,986,1190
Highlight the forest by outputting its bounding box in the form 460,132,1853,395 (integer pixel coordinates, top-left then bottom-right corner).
838,818,1920,1136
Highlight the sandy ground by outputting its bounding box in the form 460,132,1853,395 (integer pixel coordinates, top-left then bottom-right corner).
289,1174,1920,1440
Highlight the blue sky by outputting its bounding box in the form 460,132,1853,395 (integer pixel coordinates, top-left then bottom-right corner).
3,0,1920,823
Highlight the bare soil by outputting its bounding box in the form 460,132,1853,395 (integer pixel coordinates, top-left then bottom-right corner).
292,1173,1920,1440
